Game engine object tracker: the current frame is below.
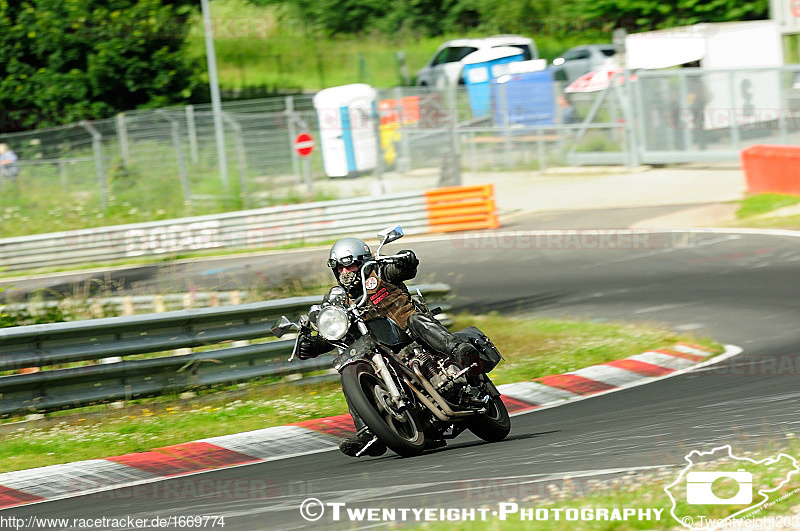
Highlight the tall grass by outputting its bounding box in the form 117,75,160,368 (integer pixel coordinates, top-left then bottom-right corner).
186,0,607,91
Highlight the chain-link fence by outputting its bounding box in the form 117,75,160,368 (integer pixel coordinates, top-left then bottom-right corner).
2,65,800,233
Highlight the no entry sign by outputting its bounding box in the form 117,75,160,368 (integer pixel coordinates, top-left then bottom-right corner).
295,133,314,157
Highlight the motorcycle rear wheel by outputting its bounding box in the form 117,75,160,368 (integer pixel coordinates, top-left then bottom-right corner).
468,393,511,442
341,361,426,457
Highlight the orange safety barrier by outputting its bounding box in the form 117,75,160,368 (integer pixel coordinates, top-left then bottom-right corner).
424,184,500,233
378,96,421,126
741,145,800,196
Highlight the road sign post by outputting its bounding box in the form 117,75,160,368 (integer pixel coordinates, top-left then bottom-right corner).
294,133,315,196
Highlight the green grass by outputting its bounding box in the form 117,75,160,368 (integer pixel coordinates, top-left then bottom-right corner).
0,314,721,473
451,313,715,385
736,194,800,219
0,165,338,239
186,0,606,91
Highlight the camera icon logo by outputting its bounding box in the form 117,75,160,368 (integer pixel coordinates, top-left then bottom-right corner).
686,469,753,505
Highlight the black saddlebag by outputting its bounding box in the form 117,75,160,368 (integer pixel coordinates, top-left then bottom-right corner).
452,326,503,373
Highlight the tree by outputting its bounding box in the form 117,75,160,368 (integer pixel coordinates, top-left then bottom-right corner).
0,0,202,132
576,0,770,32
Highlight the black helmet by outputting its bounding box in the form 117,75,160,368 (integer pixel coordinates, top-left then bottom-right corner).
327,238,372,289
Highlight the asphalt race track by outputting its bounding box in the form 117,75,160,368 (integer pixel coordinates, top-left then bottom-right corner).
3,209,800,530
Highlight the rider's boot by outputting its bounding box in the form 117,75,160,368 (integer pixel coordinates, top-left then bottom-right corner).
339,405,387,457
407,314,482,376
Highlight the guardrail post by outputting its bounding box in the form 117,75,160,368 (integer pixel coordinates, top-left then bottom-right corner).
80,120,109,210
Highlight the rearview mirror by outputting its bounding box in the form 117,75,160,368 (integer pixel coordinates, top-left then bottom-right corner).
377,225,403,245
271,315,296,338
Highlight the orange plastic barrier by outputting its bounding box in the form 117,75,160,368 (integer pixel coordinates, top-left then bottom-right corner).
741,145,800,196
378,96,420,126
424,184,500,233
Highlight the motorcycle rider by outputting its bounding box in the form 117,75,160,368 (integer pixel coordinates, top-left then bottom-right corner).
297,237,482,457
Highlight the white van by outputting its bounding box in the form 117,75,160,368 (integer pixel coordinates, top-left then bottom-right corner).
415,35,538,89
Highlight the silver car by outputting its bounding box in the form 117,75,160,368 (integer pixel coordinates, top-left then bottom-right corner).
551,44,617,83
415,35,538,88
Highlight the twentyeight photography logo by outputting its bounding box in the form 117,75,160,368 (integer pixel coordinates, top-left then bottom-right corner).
665,445,799,530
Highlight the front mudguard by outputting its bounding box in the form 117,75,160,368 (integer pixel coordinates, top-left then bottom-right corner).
333,334,379,373
482,376,501,398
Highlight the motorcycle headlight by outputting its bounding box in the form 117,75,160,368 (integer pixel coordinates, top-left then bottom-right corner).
316,306,349,341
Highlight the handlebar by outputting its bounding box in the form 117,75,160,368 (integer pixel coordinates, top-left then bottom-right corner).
356,253,409,308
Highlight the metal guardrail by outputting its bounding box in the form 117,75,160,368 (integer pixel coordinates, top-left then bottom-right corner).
0,284,451,416
0,192,430,272
1,291,249,316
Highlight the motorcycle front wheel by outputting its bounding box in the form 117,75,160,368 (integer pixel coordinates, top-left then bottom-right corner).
341,361,426,457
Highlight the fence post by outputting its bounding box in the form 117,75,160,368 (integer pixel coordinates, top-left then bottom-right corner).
372,100,385,194
222,113,249,208
441,85,461,186
157,110,192,204
615,75,639,167
171,121,192,203
58,160,68,192
631,76,646,159
394,87,410,175
497,80,513,170
537,126,547,173
80,121,109,210
186,105,200,164
286,96,301,184
728,71,741,151
678,74,691,152
116,113,130,168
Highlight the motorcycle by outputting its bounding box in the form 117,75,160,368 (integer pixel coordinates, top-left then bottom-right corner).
272,225,510,457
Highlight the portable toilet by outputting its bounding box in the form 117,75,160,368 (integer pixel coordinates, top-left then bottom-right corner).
462,47,526,118
313,84,378,178
492,68,556,128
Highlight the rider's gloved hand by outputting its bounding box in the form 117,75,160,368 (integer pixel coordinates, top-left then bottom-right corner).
298,334,328,360
396,249,419,269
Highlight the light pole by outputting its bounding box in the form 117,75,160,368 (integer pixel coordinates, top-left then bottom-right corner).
200,0,229,190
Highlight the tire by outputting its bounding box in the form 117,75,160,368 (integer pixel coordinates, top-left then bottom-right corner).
468,394,511,443
340,361,426,457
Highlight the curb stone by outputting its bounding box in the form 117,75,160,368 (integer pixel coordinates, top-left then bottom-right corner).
0,342,734,511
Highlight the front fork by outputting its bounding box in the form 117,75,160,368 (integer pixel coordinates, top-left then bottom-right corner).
372,352,406,409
